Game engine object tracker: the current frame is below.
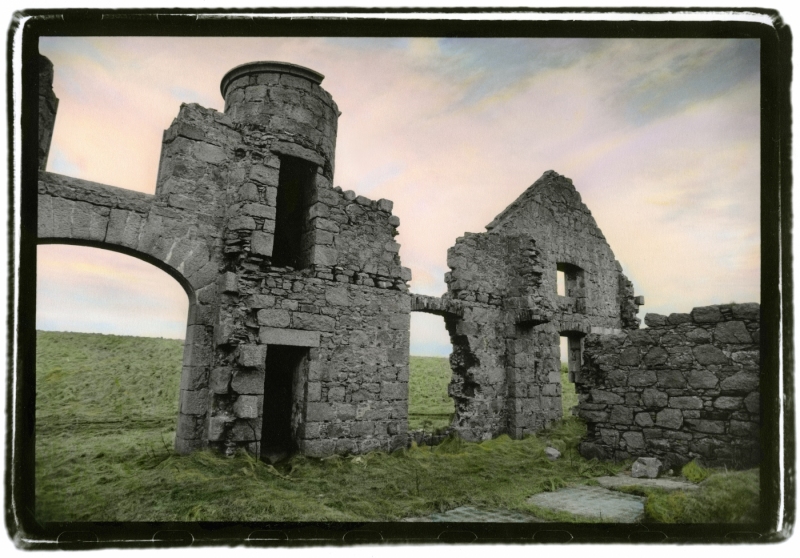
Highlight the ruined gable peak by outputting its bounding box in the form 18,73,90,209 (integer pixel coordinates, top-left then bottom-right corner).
485,170,589,232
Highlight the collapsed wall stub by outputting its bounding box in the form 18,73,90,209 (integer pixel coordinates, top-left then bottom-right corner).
576,304,760,469
437,172,644,441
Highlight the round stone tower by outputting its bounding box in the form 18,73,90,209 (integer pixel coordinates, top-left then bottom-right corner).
220,61,339,177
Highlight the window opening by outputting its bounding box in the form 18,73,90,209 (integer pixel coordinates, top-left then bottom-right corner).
556,269,566,296
271,156,317,269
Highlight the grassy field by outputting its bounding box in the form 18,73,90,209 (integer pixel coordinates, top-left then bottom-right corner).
407,356,454,431
35,331,758,523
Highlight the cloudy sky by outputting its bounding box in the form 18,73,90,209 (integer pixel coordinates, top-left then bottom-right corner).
37,36,761,356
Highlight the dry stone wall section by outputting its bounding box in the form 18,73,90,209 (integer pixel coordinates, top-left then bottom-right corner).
576,304,760,469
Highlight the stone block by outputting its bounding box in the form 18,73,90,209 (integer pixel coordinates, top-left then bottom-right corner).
634,412,654,427
686,328,712,344
306,402,336,422
292,312,336,332
180,388,209,416
239,344,267,368
669,396,703,410
180,366,209,391
377,198,394,212
711,396,742,410
194,142,227,164
251,231,274,256
228,215,257,230
714,321,753,344
643,346,668,366
744,392,760,413
685,419,725,434
591,389,624,405
631,456,662,478
691,305,723,323
257,308,291,328
231,419,261,441
623,432,646,451
619,346,640,366
325,286,350,306
231,369,266,395
381,381,408,400
731,303,759,321
628,369,657,387
299,439,335,458
644,313,667,327
249,294,276,308
234,395,262,419
720,371,759,393
641,388,668,408
655,408,683,430
687,369,718,389
730,420,759,437
208,415,231,441
209,366,232,394
667,313,692,325
656,370,687,389
312,246,338,267
610,406,633,425
220,271,238,293
250,164,279,185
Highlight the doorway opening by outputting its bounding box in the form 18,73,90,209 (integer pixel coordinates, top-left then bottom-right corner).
559,333,582,417
260,344,308,463
408,312,454,434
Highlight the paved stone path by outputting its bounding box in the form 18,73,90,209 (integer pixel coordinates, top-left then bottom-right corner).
527,486,646,523
595,473,699,492
404,506,541,523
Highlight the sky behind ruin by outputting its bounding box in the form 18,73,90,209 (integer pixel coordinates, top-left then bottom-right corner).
37,37,761,356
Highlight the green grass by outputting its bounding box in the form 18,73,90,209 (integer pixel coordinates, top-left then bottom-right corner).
34,331,757,524
615,460,760,523
560,363,577,417
408,356,454,431
36,331,626,522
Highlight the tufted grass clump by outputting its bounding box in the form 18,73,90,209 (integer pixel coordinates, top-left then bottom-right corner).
643,468,759,523
681,460,713,483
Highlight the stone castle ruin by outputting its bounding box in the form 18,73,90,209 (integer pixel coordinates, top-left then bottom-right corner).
36,57,759,468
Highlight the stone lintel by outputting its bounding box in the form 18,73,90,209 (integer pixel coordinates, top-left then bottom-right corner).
259,327,321,347
270,141,325,167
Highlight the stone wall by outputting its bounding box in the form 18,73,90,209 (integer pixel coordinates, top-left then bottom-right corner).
431,171,644,441
577,304,760,469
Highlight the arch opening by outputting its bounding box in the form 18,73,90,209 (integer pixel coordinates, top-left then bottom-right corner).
35,244,193,520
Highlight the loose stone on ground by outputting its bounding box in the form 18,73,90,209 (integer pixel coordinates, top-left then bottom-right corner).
595,472,699,492
527,485,646,523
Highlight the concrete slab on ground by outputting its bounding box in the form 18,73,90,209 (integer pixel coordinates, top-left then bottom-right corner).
527,485,646,523
403,506,541,523
596,473,699,492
